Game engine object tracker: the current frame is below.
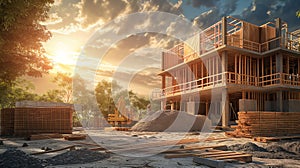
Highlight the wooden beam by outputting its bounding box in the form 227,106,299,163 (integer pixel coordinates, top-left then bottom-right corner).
162,145,227,154
222,17,227,45
31,145,76,155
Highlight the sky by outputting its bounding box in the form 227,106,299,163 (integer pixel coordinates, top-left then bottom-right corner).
38,0,300,97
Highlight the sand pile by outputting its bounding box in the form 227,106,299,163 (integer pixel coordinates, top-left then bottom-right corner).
131,110,211,132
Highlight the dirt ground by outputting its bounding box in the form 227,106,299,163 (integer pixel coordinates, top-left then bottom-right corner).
1,129,300,168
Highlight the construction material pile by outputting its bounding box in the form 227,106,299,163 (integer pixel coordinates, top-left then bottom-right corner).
0,148,109,168
227,111,300,138
229,142,300,160
1,107,73,136
131,110,211,132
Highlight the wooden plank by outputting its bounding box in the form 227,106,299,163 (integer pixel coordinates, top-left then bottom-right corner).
201,152,247,158
161,145,227,154
28,133,63,140
89,147,107,151
63,134,86,141
193,157,225,168
253,135,300,143
212,154,252,163
74,142,101,147
31,145,76,155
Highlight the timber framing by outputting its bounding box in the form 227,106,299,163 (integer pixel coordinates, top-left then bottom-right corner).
153,16,300,127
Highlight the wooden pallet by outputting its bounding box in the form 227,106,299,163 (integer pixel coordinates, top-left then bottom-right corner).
253,135,300,143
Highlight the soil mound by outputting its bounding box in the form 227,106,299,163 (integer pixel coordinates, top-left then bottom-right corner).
131,110,211,132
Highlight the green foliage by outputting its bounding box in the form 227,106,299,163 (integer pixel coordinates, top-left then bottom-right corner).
40,73,73,103
0,79,39,108
95,80,116,118
94,80,150,118
297,10,300,18
0,0,54,83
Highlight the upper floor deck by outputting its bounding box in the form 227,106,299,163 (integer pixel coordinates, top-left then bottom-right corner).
162,16,300,71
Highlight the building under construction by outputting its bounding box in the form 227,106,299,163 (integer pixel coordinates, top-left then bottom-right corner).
156,16,300,127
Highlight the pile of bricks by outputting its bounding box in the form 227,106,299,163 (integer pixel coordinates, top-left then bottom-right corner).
1,107,73,136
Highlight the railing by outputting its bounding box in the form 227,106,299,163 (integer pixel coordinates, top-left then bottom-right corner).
226,35,261,52
226,35,300,53
152,72,300,99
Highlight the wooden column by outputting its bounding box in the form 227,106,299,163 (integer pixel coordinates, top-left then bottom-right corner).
222,17,227,45
221,88,230,127
171,102,174,111
221,51,228,84
206,101,209,116
276,53,283,112
162,75,166,90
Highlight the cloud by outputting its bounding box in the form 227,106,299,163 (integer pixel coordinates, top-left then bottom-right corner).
187,0,220,8
41,13,63,25
192,0,238,29
240,0,300,30
75,0,183,29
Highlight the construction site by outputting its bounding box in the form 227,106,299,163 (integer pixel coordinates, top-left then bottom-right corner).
1,16,300,168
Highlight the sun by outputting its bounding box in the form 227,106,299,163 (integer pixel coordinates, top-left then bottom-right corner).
52,42,75,65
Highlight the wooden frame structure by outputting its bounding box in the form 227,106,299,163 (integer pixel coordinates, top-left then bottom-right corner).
154,16,300,127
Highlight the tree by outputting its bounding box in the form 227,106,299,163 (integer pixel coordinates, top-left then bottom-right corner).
73,75,98,127
40,72,73,103
0,79,39,108
0,0,53,83
94,80,117,118
94,80,150,118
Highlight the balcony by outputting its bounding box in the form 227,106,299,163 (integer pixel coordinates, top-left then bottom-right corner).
152,72,300,99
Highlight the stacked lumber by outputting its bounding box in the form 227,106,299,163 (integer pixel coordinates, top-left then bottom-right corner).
253,135,300,143
14,107,73,136
162,145,252,167
0,108,15,136
226,111,300,138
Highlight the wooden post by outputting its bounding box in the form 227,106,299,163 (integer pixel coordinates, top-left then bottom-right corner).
275,18,282,47
162,75,166,90
276,53,283,84
222,17,227,45
221,51,228,84
206,101,209,116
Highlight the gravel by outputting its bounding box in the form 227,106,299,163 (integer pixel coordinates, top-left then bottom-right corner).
46,148,110,166
0,148,110,168
0,148,47,168
228,142,300,160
